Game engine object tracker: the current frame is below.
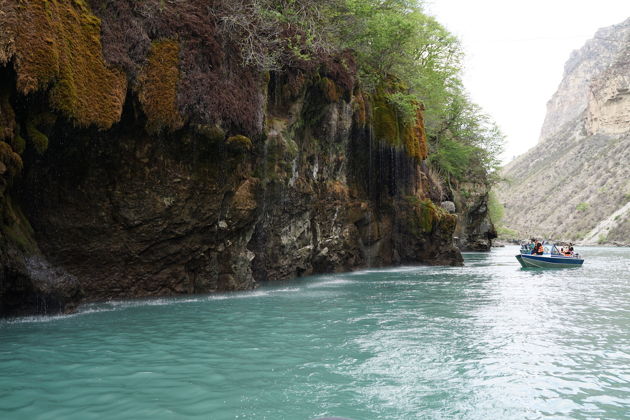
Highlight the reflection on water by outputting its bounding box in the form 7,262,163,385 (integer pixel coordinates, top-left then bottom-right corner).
1,246,630,419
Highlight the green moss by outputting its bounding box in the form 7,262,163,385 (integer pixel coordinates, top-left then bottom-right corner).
196,124,225,144
405,196,448,235
137,39,184,134
372,92,400,147
418,199,438,232
25,112,57,155
226,135,253,153
0,141,23,177
26,123,48,155
13,0,126,128
11,134,26,155
371,82,428,161
1,195,38,253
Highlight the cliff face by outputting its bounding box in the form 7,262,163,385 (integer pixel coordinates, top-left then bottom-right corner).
0,0,484,316
452,182,497,252
538,21,629,142
498,18,630,244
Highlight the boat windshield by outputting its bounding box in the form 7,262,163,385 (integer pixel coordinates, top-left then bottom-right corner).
550,245,561,255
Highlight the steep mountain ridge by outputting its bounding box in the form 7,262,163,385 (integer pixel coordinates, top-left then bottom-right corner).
498,18,630,244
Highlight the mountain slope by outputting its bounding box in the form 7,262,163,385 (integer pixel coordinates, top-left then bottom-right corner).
497,18,630,244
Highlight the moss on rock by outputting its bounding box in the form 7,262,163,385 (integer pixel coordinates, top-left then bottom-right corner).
405,197,453,236
137,39,185,135
0,84,16,141
372,91,400,147
353,91,367,127
25,112,57,155
10,134,26,156
25,122,48,155
196,124,226,144
319,77,341,103
12,0,127,129
401,104,428,161
0,141,23,177
226,135,253,153
1,195,38,253
371,82,428,162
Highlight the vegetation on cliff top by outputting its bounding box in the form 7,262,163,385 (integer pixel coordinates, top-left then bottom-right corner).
262,0,503,181
336,0,503,183
0,0,502,183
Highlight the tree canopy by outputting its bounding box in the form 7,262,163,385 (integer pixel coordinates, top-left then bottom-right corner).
225,0,504,184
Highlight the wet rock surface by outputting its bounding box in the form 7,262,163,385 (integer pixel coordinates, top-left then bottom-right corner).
0,1,495,316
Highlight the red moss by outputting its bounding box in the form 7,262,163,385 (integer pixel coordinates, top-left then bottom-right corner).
414,105,429,160
320,77,341,103
401,104,428,161
321,50,357,95
137,39,185,134
353,91,367,127
88,0,264,136
12,0,127,129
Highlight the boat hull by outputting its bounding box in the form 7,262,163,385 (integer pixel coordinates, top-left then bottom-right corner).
516,254,584,268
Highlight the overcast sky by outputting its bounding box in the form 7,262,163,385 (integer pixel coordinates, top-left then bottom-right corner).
425,0,630,164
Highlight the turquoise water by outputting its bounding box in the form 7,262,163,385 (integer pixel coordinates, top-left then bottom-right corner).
1,246,630,419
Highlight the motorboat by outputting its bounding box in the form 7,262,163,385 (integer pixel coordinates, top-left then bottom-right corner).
516,242,584,268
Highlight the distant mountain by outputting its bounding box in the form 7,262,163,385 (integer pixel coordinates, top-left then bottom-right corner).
497,18,630,245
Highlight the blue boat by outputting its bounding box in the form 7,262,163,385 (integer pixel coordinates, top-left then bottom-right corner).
516,242,584,268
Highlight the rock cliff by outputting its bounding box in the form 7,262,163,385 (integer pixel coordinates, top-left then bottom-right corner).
498,18,630,244
0,0,493,316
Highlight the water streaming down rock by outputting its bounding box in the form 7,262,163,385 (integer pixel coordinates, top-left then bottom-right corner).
0,0,493,316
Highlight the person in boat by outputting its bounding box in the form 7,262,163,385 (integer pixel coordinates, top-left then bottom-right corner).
531,241,544,255
528,239,536,253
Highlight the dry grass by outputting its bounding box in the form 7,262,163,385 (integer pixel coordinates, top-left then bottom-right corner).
137,39,185,134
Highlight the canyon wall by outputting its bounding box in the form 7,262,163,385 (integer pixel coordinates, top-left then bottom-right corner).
0,0,493,316
498,18,630,244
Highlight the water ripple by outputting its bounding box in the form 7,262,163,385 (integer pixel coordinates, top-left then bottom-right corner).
1,246,630,419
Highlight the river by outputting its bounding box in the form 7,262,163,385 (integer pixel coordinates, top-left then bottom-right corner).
1,246,629,419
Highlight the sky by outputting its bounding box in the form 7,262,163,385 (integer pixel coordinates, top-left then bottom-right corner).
424,0,630,164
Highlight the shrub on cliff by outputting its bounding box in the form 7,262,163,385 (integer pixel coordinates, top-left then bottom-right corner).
0,0,502,181
329,0,503,182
